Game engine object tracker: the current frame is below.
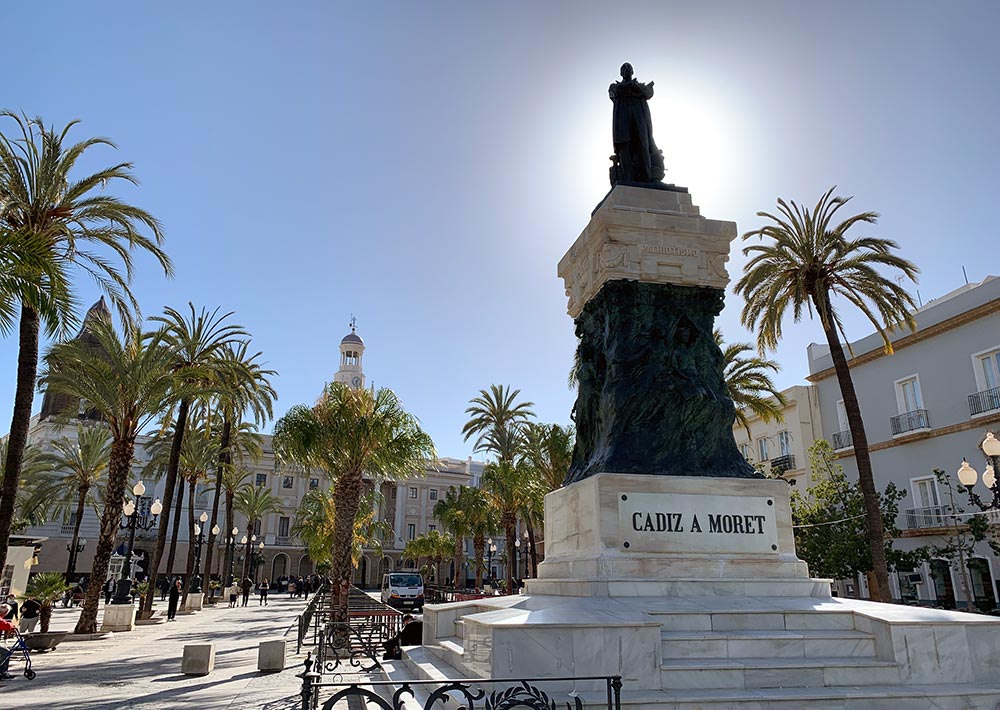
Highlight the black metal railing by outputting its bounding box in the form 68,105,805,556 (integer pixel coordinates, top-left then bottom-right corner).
298,656,623,710
969,387,1000,416
832,430,853,450
769,454,795,473
905,505,953,530
297,585,402,671
890,409,930,435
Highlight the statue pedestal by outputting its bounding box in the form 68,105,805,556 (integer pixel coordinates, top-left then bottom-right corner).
185,592,204,611
100,603,137,633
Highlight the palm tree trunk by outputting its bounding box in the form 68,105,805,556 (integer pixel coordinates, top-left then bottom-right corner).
452,537,463,589
223,491,235,583
66,488,89,578
182,478,197,605
75,438,135,634
0,305,40,572
525,520,538,578
473,535,485,589
203,418,231,595
166,478,185,576
818,299,892,603
141,397,190,617
503,513,516,593
331,469,363,623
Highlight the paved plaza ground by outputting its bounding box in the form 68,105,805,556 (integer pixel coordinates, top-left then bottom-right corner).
0,592,318,709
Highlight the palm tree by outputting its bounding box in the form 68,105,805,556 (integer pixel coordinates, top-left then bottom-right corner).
521,423,574,493
40,424,112,578
23,571,72,633
294,489,390,570
178,425,216,601
461,385,535,463
0,113,172,572
5,441,54,534
140,304,245,618
273,383,434,621
202,342,275,598
219,466,251,582
434,486,473,588
735,187,918,603
40,315,175,633
481,457,535,592
459,486,496,590
715,329,787,438
233,484,279,578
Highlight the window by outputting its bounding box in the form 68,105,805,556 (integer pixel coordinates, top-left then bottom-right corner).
757,437,769,462
256,473,267,487
428,524,437,532
282,475,294,489
408,487,418,499
429,489,438,501
836,400,849,431
976,349,1000,390
895,375,924,414
278,516,290,538
407,524,416,541
778,431,791,457
391,487,397,499
309,478,319,491
740,444,752,462
911,476,939,509
253,519,262,536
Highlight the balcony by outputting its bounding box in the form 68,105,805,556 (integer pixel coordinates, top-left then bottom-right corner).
832,430,853,450
275,536,291,546
905,505,953,530
769,454,796,474
969,386,1000,416
890,409,930,436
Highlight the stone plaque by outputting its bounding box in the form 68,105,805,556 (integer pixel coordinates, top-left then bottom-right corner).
618,492,779,554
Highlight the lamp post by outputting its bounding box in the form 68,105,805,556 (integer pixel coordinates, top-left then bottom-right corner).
226,527,239,586
250,541,265,581
190,511,208,594
522,529,530,578
112,481,162,605
209,524,221,596
952,431,1000,611
66,537,87,580
486,538,497,588
514,537,521,581
242,533,256,579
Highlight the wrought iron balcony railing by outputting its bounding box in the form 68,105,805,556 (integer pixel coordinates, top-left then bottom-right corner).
905,504,952,530
832,430,853,450
769,454,796,473
969,386,1000,416
890,408,930,436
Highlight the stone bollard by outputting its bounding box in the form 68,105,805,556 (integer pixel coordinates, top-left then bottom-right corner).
258,639,286,672
182,643,216,675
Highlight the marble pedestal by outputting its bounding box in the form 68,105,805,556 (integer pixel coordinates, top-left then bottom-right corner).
185,592,204,611
100,603,137,633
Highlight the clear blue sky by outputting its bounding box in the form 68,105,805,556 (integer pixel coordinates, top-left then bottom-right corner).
3,1,999,460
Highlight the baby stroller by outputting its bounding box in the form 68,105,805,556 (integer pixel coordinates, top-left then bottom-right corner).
0,618,36,680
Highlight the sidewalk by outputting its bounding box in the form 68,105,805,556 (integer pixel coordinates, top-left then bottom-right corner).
1,592,317,709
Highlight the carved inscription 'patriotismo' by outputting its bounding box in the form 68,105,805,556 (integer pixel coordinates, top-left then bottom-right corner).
641,245,699,257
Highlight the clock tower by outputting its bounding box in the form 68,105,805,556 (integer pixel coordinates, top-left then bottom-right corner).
334,317,366,389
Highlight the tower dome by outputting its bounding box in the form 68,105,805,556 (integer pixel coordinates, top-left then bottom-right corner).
334,317,365,389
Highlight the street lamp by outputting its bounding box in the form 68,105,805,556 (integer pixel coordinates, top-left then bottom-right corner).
242,533,256,579
250,541,265,581
189,511,209,594
514,537,521,581
486,538,497,588
522,529,530,578
226,526,239,585
957,432,1000,510
112,481,162,605
66,537,87,580
210,523,221,596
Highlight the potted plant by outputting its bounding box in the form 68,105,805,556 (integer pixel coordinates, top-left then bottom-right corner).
206,579,222,604
22,572,71,651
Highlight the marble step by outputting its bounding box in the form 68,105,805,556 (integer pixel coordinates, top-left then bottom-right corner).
454,618,465,639
660,628,875,659
660,656,900,689
649,608,857,632
526,577,831,598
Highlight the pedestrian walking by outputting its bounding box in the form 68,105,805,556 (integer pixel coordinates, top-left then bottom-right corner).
297,576,305,598
167,579,182,621
288,578,296,598
18,596,41,634
228,581,239,608
159,576,170,601
103,577,116,604
258,578,269,606
240,576,252,607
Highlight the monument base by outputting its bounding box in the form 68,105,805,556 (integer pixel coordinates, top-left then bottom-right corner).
412,475,1000,707
100,603,137,633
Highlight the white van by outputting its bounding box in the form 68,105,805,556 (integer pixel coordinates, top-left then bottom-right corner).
381,572,424,611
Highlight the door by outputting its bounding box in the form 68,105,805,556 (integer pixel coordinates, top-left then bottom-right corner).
930,559,956,608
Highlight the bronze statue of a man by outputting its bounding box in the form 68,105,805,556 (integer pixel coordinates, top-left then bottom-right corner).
609,63,665,185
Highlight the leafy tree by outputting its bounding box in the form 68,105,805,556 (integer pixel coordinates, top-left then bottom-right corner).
23,571,72,633
457,485,495,589
293,489,390,569
40,315,174,634
461,385,535,463
219,466,251,582
273,383,434,620
791,441,924,596
40,424,112,577
714,330,787,438
403,530,454,584
0,113,172,573
736,188,919,602
482,457,538,592
140,304,245,618
434,486,476,588
233,483,279,578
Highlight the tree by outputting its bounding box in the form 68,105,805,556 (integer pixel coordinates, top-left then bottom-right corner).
23,571,71,633
219,466,251,582
140,304,245,619
520,422,574,575
791,441,923,597
715,330,787,438
434,486,473,588
273,383,434,621
202,342,275,601
736,188,919,602
293,489,390,570
40,424,112,578
178,424,216,601
233,484,279,578
481,457,536,592
457,485,495,590
40,315,174,634
0,113,172,573
461,385,535,463
5,442,53,535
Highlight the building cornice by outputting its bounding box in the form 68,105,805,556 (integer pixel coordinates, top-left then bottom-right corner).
807,298,1000,383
